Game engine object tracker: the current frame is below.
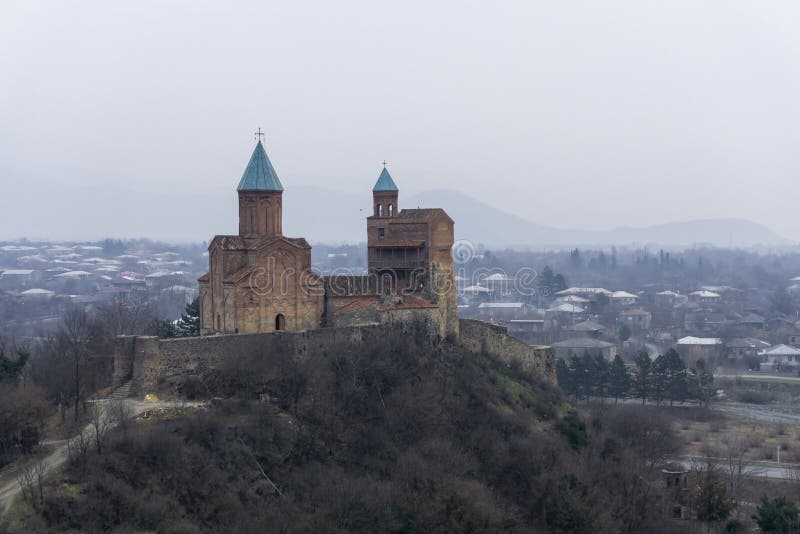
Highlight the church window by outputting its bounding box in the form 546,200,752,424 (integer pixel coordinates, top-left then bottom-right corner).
265,205,269,232
275,313,286,331
378,228,385,239
250,209,255,233
378,204,383,217
388,204,393,216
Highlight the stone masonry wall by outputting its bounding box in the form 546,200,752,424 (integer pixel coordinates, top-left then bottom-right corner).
457,318,556,384
114,317,556,395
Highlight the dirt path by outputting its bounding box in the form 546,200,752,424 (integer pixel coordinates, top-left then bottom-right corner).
0,398,205,515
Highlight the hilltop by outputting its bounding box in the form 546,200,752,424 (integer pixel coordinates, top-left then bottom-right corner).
6,323,676,533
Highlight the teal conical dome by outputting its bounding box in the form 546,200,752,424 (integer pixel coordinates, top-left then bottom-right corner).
372,167,398,192
237,141,284,192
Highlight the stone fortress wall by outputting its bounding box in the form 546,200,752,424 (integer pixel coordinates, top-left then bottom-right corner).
113,318,555,396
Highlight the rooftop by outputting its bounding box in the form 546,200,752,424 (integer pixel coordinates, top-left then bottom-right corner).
372,167,398,192
555,287,612,296
552,338,616,349
237,141,284,192
690,290,721,298
677,336,722,345
761,344,800,356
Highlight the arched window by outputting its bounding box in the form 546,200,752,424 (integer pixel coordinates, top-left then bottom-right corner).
265,205,269,233
378,204,383,217
388,204,393,216
216,314,221,330
250,209,255,233
275,313,286,331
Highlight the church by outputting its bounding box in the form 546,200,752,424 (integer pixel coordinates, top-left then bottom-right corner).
198,138,458,339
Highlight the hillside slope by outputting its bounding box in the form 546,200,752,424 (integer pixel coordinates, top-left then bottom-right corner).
11,324,677,533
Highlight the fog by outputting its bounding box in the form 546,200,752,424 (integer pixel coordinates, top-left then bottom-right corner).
2,1,799,242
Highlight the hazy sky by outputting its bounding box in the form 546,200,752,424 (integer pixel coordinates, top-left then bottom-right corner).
2,1,799,240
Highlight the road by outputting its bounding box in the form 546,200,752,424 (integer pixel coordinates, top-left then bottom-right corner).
678,455,800,481
0,398,204,515
717,373,800,384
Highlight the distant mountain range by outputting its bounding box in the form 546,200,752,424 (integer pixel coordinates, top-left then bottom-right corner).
405,189,791,248
1,176,791,248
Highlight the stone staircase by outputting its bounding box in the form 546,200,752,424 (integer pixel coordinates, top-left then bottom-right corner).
107,380,132,400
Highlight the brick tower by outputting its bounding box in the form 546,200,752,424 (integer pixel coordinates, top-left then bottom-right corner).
198,139,323,335
366,166,458,339
237,140,283,238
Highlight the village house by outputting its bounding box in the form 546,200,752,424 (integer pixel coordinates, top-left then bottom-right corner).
0,269,39,290
724,338,770,365
759,344,800,373
688,290,722,307
675,336,723,368
546,302,586,321
610,290,638,307
619,309,652,331
555,287,612,299
551,338,618,361
563,319,606,338
476,302,529,322
736,312,766,330
654,290,685,308
788,332,800,348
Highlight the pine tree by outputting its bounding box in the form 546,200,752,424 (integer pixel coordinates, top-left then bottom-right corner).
556,358,574,398
538,266,555,297
662,349,688,405
176,297,201,337
553,274,567,293
692,463,735,529
650,354,668,405
570,354,592,401
608,355,629,404
753,496,800,533
0,346,27,384
632,351,652,404
592,354,611,405
689,358,715,406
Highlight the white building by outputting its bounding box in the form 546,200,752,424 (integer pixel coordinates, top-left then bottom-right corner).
760,344,800,372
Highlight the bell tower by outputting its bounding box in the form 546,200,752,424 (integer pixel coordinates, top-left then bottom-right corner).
237,135,284,238
372,164,398,218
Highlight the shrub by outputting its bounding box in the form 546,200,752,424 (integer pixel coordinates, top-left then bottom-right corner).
557,410,588,451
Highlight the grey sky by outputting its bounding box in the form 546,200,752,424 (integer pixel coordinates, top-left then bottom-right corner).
2,1,799,240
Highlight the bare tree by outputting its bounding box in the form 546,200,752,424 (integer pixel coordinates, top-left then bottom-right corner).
107,399,134,437
86,403,114,455
720,433,760,502
56,307,99,422
66,429,90,471
16,460,46,509
95,293,155,337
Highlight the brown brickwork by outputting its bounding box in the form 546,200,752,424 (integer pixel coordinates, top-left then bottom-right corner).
200,149,459,339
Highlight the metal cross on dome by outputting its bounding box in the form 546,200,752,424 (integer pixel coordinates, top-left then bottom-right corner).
254,128,265,143
382,160,388,167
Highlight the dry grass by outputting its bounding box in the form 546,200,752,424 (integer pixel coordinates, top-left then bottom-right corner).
673,411,800,463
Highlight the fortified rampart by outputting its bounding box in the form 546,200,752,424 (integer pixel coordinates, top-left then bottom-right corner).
113,317,555,396
457,319,556,382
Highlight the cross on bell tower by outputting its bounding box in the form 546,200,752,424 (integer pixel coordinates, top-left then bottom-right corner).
254,128,265,143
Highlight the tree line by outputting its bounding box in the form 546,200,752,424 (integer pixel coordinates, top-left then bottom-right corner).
556,348,715,406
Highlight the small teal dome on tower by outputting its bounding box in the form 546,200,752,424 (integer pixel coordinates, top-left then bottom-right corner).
237,141,284,192
372,167,398,192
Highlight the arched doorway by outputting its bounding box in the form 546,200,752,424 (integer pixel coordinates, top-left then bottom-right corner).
275,313,286,331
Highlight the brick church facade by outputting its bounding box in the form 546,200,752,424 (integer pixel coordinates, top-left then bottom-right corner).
199,140,458,339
